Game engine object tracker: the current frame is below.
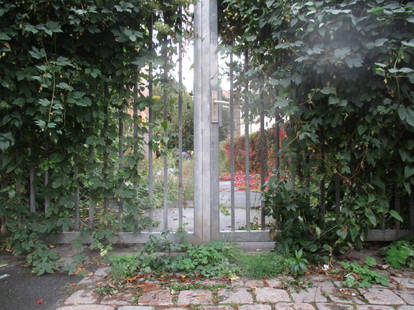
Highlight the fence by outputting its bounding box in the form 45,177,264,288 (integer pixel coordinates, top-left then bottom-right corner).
5,0,413,247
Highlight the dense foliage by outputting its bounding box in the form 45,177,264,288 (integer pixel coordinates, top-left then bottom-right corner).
219,0,414,255
0,0,192,273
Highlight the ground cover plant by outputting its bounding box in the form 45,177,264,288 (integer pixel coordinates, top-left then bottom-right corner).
339,256,388,288
382,239,414,269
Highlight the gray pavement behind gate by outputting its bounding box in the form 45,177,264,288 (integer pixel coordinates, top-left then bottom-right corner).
144,181,271,232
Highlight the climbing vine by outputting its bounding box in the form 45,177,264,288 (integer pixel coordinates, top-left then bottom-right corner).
218,0,414,255
0,0,193,273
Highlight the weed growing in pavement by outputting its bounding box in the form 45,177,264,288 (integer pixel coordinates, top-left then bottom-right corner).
382,239,414,269
95,284,120,296
231,250,289,279
340,256,388,288
170,282,231,294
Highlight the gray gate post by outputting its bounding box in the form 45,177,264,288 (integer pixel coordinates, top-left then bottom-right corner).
194,0,219,242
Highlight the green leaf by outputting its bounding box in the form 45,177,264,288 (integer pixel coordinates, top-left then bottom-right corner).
334,47,350,59
365,209,377,226
404,166,414,179
402,39,414,48
38,99,50,107
336,228,348,240
357,125,367,135
320,87,336,95
0,32,11,40
365,256,377,267
56,82,73,91
34,119,46,128
374,38,388,47
389,210,404,223
345,55,363,68
56,56,74,67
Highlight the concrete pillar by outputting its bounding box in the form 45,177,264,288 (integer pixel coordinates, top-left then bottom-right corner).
194,0,219,242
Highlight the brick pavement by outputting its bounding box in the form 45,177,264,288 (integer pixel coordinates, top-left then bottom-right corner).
57,268,414,310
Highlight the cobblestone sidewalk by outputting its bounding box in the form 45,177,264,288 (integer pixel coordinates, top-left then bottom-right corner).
56,267,414,310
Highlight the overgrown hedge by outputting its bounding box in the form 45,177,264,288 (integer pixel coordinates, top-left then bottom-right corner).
219,0,414,254
0,0,191,273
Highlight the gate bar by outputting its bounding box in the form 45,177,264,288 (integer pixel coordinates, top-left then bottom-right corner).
148,15,154,229
178,11,184,228
230,49,235,231
243,50,250,231
194,0,219,242
259,90,266,230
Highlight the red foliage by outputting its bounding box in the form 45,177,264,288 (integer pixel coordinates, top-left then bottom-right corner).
219,171,272,191
220,126,286,191
222,125,286,174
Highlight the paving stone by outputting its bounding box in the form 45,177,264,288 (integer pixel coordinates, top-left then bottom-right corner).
309,275,330,282
275,303,315,310
291,287,328,303
265,279,284,288
361,288,405,305
244,280,265,287
177,289,213,306
57,306,114,310
117,307,155,310
101,293,134,306
79,276,101,286
321,286,364,304
398,291,414,305
316,281,336,289
64,289,98,305
316,303,354,310
94,267,111,278
217,288,253,304
357,306,395,310
231,279,245,287
199,279,224,286
392,278,414,289
255,287,291,303
138,289,173,306
239,305,272,310
199,306,234,310
398,307,414,310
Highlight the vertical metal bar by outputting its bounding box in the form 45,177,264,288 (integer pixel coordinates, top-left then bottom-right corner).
118,105,124,232
133,80,139,196
275,89,280,179
148,14,154,228
320,154,326,230
30,164,36,213
244,50,250,231
178,9,184,228
162,37,168,231
74,154,80,231
230,49,235,231
394,185,400,230
260,90,266,230
410,185,414,233
103,84,109,212
44,141,49,215
210,0,220,240
88,149,94,229
44,170,49,215
335,173,340,224
306,154,310,209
